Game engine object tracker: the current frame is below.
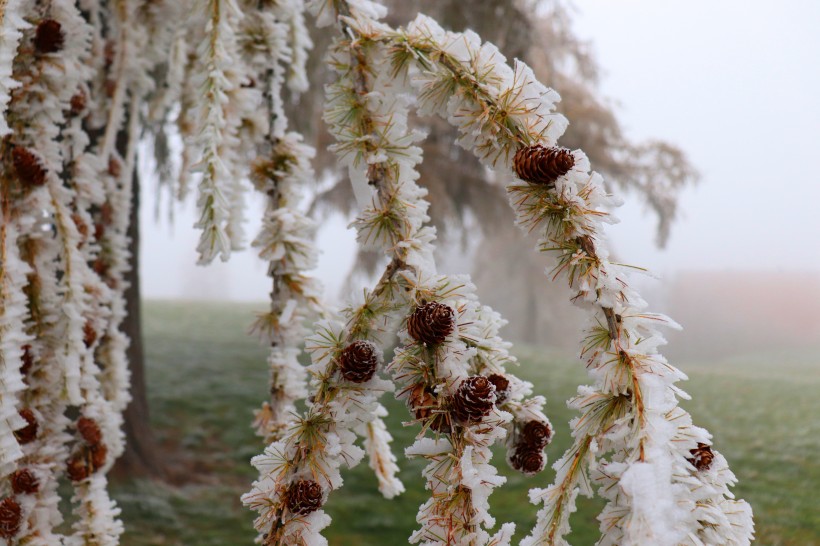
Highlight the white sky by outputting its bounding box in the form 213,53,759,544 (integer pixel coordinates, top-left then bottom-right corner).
140,0,820,302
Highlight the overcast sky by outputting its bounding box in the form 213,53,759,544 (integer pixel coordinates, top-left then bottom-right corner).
140,0,820,302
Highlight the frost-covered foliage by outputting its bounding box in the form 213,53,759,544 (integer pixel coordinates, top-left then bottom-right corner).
242,3,553,544
244,1,752,545
0,0,752,545
0,0,321,543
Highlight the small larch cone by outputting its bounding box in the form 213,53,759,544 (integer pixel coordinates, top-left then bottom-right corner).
12,147,47,188
487,374,510,405
513,144,575,187
20,344,34,376
510,446,545,476
83,322,98,348
408,383,450,433
15,409,38,444
10,469,39,495
407,301,455,346
90,443,108,469
452,376,496,425
34,19,65,53
108,156,122,178
77,417,102,446
70,89,87,115
339,340,380,383
66,443,108,482
66,454,90,482
688,443,714,471
0,497,22,539
285,480,324,515
520,420,552,450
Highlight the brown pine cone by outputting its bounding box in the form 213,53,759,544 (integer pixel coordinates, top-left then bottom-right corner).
688,443,714,471
66,453,90,482
10,469,39,495
407,383,450,433
12,147,47,188
513,145,575,187
285,480,323,515
20,344,34,376
108,157,122,178
70,90,87,115
520,420,552,450
77,417,102,446
83,322,97,349
15,409,38,444
452,376,496,425
510,446,545,476
34,19,65,54
407,301,455,346
339,340,380,383
0,497,22,539
487,374,510,405
90,443,108,469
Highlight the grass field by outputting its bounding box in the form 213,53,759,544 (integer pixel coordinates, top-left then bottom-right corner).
110,301,820,545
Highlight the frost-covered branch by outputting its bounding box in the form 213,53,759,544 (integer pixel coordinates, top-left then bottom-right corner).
382,14,753,546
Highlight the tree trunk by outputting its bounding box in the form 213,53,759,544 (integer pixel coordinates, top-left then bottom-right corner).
111,171,166,480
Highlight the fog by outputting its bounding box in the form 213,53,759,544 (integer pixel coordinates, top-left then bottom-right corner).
139,0,820,357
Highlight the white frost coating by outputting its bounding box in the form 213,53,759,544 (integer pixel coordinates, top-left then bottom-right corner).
191,0,243,264
0,220,30,476
362,404,405,499
248,131,322,444
0,0,28,136
65,476,124,546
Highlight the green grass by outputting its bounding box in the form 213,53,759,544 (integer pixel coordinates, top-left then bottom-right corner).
111,301,820,545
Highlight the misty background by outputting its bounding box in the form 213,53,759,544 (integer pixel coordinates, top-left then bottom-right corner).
138,0,820,363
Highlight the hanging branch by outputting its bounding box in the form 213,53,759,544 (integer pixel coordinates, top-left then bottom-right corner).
237,0,324,445
380,14,753,546
191,0,244,264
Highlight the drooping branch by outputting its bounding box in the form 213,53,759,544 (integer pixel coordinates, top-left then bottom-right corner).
380,14,753,545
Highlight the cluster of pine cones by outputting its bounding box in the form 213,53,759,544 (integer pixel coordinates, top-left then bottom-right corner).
509,420,552,476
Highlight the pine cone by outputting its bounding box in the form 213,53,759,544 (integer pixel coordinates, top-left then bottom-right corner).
83,322,97,349
510,446,545,476
513,145,575,187
77,417,102,446
285,480,323,515
90,443,108,469
34,19,64,54
15,409,38,444
10,469,39,495
339,340,380,383
487,374,510,405
452,376,495,425
12,147,47,188
408,383,450,433
66,453,90,482
520,420,552,449
108,156,122,178
407,301,455,346
20,344,34,376
0,497,22,539
688,443,714,471
70,90,87,116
